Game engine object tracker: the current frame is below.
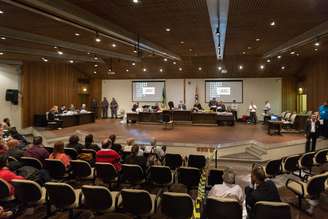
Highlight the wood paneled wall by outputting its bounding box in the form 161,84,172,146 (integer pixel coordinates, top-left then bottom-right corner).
298,56,328,111
21,62,101,127
282,77,297,112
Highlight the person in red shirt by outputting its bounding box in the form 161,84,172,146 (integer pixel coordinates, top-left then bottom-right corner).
96,139,121,172
0,154,24,196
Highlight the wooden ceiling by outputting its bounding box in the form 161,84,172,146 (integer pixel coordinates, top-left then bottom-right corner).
0,0,327,78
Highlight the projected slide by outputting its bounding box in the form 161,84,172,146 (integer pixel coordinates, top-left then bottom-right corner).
132,81,165,102
205,80,243,103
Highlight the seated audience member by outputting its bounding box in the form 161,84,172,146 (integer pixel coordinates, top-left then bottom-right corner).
84,134,100,151
245,165,281,218
125,145,147,172
0,206,13,218
0,154,24,196
217,101,226,112
24,136,49,165
150,137,165,160
109,134,123,155
169,183,188,193
9,127,28,147
96,139,121,171
0,142,8,155
7,139,24,161
49,141,70,168
2,118,10,130
126,138,144,156
208,168,244,205
66,135,85,154
178,101,187,110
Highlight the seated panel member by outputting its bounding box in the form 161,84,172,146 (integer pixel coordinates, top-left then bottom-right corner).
209,97,218,108
177,100,187,110
193,100,203,112
217,101,226,112
131,102,139,112
168,101,174,110
152,102,161,112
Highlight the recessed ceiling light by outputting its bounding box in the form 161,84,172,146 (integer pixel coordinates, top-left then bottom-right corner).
173,61,176,65
266,59,271,63
277,55,282,59
296,53,300,56
256,38,260,42
69,60,74,63
270,21,276,26
87,52,91,55
57,51,63,55
242,51,246,55
164,58,168,62
314,48,318,51
133,49,137,53
159,68,163,72
133,0,139,3
198,67,202,71
238,65,243,70
94,56,98,60
94,64,98,67
221,69,228,74
0,37,6,40
0,52,3,55
165,28,171,32
260,65,265,70
142,68,147,72
41,57,48,62
179,67,182,71
189,48,193,52
218,66,222,71
180,41,184,44
247,46,252,50
132,62,136,66
0,10,4,14
95,37,101,43
126,69,129,72
112,43,116,47
314,42,320,47
74,33,80,36
53,46,58,49
281,66,285,70
290,51,295,55
93,71,97,74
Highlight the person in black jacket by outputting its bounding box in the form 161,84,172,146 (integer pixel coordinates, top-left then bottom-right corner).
125,145,147,173
66,135,84,154
245,165,281,219
84,134,100,151
304,114,320,152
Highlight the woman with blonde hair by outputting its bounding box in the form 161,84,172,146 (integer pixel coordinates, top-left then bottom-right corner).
49,141,70,168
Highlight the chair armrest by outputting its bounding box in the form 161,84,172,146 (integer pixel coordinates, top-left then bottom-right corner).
286,178,305,195
115,191,122,210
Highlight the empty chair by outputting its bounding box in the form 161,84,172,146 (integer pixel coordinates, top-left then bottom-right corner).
70,160,94,180
286,171,328,211
313,148,328,165
282,154,300,173
0,178,14,201
177,167,201,190
298,151,315,174
206,196,242,219
148,165,173,187
118,189,157,217
95,162,118,186
81,185,117,213
64,148,78,160
12,179,45,208
188,154,206,169
45,182,79,219
20,156,43,170
164,153,183,170
45,159,67,179
265,159,282,178
120,164,145,186
253,201,291,219
284,112,291,120
207,169,224,188
160,192,193,219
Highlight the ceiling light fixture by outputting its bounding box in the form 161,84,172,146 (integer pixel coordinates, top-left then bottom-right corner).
314,42,320,47
180,41,184,44
266,59,271,63
132,62,136,66
112,43,116,47
41,57,48,62
260,65,265,70
74,33,80,36
164,58,168,62
277,55,282,59
57,51,63,55
133,0,139,3
179,67,182,71
143,68,147,72
95,32,101,43
94,56,98,60
0,10,4,14
270,21,276,26
189,48,193,52
314,48,318,51
53,46,58,49
165,28,171,32
218,66,222,71
173,61,176,65
247,46,252,50
290,51,295,55
281,66,285,70
126,69,129,72
238,65,243,70
93,71,97,74
94,64,98,67
159,68,163,72
242,51,246,55
0,37,6,40
0,52,4,55
256,38,260,42
198,67,202,71
69,60,74,63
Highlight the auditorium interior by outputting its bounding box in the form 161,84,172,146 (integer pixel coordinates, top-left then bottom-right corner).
0,0,328,219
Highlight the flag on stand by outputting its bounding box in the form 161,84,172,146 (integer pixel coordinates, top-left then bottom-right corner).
195,84,199,102
161,86,166,108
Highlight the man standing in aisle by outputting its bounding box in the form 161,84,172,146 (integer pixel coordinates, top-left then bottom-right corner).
230,100,239,121
110,97,119,119
319,100,328,138
101,97,109,119
305,114,320,152
249,101,257,124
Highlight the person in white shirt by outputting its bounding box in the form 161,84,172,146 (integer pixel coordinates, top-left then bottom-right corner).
263,101,271,115
150,137,165,160
249,101,257,124
208,168,244,205
230,100,239,121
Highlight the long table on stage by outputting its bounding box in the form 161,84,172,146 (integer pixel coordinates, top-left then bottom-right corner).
57,113,96,127
126,111,234,126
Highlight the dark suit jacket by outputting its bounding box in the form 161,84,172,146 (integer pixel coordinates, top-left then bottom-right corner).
304,119,320,137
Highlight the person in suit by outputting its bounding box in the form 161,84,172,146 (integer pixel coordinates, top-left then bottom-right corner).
110,98,119,119
193,100,203,112
101,97,109,119
217,101,226,112
209,98,217,109
90,98,98,118
177,100,186,110
304,114,320,152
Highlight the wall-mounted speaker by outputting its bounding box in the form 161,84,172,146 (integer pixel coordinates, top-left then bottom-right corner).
5,89,19,105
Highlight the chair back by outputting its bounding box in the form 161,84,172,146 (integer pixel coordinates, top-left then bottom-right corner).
96,213,133,219
81,185,113,212
95,162,117,183
188,154,206,169
45,182,77,209
81,149,97,165
307,172,328,197
45,159,67,179
314,149,328,165
299,152,315,170
0,178,11,200
207,169,224,187
265,159,282,177
120,189,153,216
8,156,17,162
44,146,54,154
206,197,242,219
12,179,42,204
290,114,297,123
164,153,183,170
149,166,172,186
283,155,300,172
121,164,144,185
177,167,201,189
21,156,43,169
254,201,291,219
64,148,78,160
284,112,291,120
161,192,193,219
70,160,92,178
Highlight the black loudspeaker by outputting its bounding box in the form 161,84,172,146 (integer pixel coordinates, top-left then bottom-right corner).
5,89,19,105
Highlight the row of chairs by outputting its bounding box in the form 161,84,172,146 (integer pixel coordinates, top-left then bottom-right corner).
0,179,291,219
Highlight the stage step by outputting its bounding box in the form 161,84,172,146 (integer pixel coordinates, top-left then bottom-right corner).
219,152,262,163
245,145,267,159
